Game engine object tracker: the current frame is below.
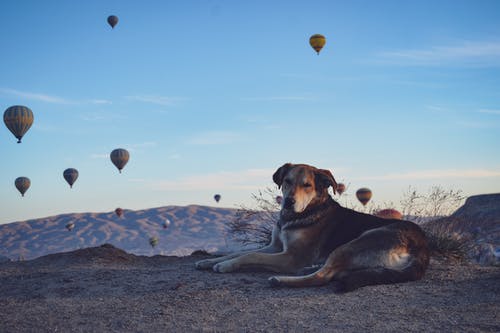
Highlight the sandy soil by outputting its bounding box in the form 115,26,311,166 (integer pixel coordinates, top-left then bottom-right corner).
0,244,499,332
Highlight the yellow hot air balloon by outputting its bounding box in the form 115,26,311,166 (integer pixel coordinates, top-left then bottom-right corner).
309,34,326,55
356,187,372,206
4,105,34,143
110,148,130,173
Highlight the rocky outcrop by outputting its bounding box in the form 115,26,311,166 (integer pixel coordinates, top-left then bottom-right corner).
425,193,500,266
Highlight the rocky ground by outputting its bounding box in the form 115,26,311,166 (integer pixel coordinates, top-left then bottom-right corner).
0,244,499,332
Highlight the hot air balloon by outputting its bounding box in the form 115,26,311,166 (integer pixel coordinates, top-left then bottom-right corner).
356,188,372,206
375,209,403,220
276,196,283,205
66,222,75,231
115,208,123,218
4,105,34,143
107,15,119,28
149,236,159,248
15,177,30,197
214,194,221,203
163,219,171,229
336,183,346,196
63,168,79,189
309,34,326,55
110,148,129,173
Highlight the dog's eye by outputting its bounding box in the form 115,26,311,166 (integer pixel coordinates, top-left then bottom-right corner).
303,183,312,188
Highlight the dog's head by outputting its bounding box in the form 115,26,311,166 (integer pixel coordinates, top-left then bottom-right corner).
273,163,338,214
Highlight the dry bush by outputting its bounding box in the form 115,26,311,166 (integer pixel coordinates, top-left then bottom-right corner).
226,188,279,246
423,225,472,262
400,186,465,223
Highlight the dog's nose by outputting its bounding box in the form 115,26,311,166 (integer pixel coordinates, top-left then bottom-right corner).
283,197,295,209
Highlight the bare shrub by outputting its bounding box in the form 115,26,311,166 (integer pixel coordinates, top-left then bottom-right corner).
400,185,465,223
226,188,279,246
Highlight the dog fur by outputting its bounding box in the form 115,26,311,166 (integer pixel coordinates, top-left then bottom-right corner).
195,163,430,292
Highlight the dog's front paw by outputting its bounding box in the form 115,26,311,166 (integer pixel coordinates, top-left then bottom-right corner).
212,261,233,273
195,259,215,270
268,276,282,287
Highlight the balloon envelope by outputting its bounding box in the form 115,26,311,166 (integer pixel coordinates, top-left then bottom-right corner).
107,15,119,28
356,188,372,206
66,222,75,231
149,236,159,248
336,183,346,196
163,219,171,229
115,208,123,217
309,34,326,54
63,168,79,188
4,105,34,143
110,148,129,173
214,194,221,203
375,209,403,220
15,177,30,197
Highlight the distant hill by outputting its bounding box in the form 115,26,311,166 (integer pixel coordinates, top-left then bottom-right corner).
0,205,248,260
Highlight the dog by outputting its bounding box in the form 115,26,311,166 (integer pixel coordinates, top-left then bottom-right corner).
195,163,430,292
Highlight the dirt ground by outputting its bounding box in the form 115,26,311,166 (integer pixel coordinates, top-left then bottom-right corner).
0,244,499,333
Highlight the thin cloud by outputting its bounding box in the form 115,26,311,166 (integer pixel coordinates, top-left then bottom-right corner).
242,95,317,102
359,169,500,181
187,131,240,145
1,87,112,105
377,40,500,67
0,88,69,104
88,99,112,105
125,95,184,106
151,169,274,191
478,109,500,115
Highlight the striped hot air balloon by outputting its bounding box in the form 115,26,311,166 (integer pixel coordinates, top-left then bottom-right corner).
15,177,31,197
214,194,221,203
110,148,130,173
356,188,372,206
63,168,79,189
4,105,34,143
309,34,326,55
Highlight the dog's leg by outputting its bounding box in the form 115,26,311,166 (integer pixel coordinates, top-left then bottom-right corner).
196,224,283,270
268,262,338,287
195,244,280,270
212,252,303,274
268,242,353,287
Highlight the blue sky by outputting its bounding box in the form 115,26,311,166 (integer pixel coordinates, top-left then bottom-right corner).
1,0,499,223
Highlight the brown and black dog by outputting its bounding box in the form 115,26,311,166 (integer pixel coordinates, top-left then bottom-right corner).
196,163,430,292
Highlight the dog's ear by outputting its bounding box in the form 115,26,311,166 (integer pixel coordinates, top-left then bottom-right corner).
315,168,338,194
273,163,293,189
